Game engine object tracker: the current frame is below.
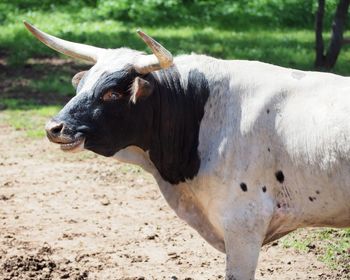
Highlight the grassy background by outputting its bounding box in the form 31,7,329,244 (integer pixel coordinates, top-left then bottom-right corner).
0,0,349,71
0,0,349,271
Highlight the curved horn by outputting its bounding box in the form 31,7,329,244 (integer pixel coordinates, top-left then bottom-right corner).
135,30,173,74
23,21,103,63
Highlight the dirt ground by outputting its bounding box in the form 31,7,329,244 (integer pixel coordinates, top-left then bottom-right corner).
0,123,348,280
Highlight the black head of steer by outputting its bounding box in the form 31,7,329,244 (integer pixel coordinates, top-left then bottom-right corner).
25,22,209,185
46,66,150,157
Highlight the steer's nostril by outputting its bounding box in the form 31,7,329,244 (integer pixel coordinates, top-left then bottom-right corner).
46,121,65,139
51,123,64,135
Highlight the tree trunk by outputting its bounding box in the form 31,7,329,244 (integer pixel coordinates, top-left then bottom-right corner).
315,0,325,68
314,0,350,70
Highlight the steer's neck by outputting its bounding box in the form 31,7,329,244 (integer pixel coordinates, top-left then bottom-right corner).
146,67,210,185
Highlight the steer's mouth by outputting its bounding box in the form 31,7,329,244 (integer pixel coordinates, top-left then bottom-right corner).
47,135,85,153
45,120,86,152
59,137,85,152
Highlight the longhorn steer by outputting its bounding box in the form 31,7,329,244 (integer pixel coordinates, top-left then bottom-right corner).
24,21,350,280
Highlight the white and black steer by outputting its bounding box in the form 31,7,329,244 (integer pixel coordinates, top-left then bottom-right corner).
24,21,350,280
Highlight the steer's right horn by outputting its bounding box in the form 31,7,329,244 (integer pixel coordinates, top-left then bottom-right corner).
135,30,173,74
23,21,104,63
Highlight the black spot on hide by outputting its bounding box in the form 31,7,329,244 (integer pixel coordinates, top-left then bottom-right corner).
316,190,320,195
309,196,316,202
262,186,267,192
267,147,271,152
240,182,248,192
275,170,284,183
266,109,270,114
277,203,281,208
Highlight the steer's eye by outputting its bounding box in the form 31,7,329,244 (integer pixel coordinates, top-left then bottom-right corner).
101,90,122,102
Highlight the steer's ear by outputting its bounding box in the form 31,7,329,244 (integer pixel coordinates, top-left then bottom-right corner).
72,71,87,89
130,77,153,104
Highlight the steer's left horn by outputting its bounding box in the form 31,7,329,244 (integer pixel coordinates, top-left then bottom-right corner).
135,30,173,74
23,21,104,63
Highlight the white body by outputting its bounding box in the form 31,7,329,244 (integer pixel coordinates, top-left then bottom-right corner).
115,55,350,280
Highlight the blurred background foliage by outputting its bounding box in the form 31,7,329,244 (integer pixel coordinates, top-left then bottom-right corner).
0,1,349,106
0,0,349,71
1,0,350,115
0,0,342,28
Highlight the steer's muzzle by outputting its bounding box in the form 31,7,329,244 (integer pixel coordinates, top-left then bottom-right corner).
45,119,85,152
45,120,64,140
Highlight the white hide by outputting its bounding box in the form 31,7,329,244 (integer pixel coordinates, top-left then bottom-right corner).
91,53,350,280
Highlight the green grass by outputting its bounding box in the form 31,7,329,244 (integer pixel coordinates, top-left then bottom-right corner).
1,8,350,74
29,73,73,96
317,229,350,270
282,228,350,270
0,99,60,138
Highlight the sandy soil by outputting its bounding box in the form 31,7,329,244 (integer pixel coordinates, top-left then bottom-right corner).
0,123,347,280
